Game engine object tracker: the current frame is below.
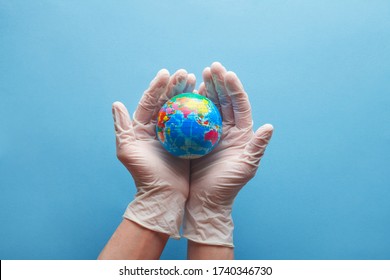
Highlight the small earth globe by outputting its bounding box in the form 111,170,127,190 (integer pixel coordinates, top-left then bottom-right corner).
156,93,222,159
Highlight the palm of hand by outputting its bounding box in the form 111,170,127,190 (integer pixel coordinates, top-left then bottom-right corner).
112,69,195,198
191,124,256,205
189,62,273,207
117,120,189,195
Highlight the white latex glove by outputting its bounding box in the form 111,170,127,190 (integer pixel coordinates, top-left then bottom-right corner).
112,69,196,239
183,62,274,247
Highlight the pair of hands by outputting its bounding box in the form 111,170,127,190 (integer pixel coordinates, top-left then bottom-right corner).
112,62,273,247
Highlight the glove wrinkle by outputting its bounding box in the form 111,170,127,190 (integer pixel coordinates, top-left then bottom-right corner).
182,64,273,248
124,186,186,239
113,69,193,240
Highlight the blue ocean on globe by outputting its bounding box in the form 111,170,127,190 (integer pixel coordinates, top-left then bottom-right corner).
156,93,222,159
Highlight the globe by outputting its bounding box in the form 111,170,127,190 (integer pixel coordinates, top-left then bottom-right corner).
156,93,222,159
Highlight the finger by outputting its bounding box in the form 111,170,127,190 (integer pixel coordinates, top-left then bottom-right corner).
184,73,196,93
243,124,274,166
166,69,188,99
210,62,234,124
133,69,170,124
112,101,136,147
203,67,221,113
197,82,206,96
151,69,188,121
224,71,252,129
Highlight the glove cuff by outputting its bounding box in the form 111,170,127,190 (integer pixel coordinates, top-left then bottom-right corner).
183,198,234,247
123,189,186,239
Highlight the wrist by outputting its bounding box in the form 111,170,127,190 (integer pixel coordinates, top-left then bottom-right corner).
183,195,234,247
125,184,188,239
98,219,169,260
187,240,234,260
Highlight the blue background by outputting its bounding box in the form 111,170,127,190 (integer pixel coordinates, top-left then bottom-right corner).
1,1,389,260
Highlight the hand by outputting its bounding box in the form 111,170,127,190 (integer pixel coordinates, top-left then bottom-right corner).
112,69,196,238
183,62,274,247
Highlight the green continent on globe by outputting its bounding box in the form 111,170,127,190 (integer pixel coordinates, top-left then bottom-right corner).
156,93,222,159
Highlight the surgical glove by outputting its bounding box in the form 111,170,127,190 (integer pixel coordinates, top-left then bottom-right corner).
112,69,195,238
183,62,273,247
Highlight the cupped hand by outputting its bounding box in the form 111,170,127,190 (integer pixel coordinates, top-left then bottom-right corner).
112,69,196,238
184,62,273,246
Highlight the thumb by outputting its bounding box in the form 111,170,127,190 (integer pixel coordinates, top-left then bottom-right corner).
243,124,274,167
112,101,135,149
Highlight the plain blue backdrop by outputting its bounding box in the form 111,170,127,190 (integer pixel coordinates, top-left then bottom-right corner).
1,0,389,260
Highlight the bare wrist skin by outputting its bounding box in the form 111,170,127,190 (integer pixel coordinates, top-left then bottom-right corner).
187,240,234,260
98,219,169,260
